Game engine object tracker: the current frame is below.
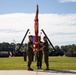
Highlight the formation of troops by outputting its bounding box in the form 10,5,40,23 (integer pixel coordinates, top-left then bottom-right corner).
27,35,49,71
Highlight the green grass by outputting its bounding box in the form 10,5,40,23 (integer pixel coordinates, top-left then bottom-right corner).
0,56,76,70
50,56,76,70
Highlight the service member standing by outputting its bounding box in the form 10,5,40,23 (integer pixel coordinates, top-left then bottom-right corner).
40,36,49,70
36,36,43,69
27,35,34,71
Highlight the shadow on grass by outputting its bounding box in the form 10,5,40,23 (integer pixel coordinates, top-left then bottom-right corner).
34,69,76,74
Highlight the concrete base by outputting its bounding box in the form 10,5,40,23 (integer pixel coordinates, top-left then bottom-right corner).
0,70,76,75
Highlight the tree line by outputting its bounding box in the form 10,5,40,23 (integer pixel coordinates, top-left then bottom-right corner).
0,42,76,57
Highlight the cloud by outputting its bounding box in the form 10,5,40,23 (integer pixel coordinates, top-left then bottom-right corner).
0,29,24,33
58,0,76,3
51,32,76,36
0,13,76,46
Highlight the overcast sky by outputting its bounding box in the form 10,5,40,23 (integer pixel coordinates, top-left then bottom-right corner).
0,0,76,46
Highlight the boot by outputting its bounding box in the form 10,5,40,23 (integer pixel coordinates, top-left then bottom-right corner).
28,67,33,71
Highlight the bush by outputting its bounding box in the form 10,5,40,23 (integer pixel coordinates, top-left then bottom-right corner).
49,50,64,56
65,51,76,57
72,52,76,57
0,51,9,57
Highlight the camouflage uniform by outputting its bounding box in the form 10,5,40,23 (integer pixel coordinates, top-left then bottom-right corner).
27,41,34,69
43,40,49,69
36,41,43,69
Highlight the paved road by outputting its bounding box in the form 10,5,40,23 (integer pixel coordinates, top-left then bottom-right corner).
0,70,76,75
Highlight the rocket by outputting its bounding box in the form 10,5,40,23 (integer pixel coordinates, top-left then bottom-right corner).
34,5,39,50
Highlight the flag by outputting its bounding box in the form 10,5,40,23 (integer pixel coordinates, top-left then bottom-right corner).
34,5,39,50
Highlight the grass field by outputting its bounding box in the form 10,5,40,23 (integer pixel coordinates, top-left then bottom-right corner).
0,56,76,70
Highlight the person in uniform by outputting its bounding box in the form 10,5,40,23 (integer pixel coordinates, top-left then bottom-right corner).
27,35,34,71
40,36,49,70
36,36,43,69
